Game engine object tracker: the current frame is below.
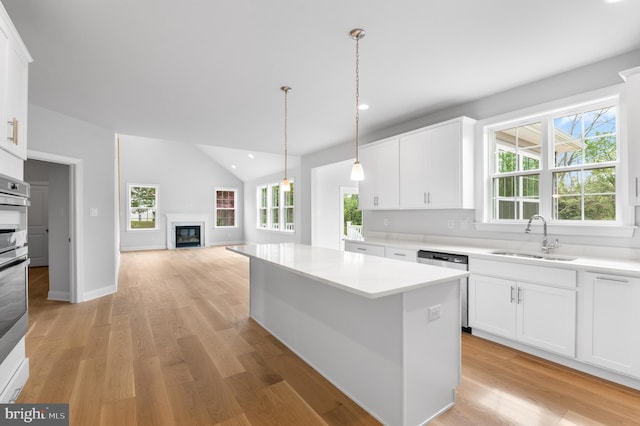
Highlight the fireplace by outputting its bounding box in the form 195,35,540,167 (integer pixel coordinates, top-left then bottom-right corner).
175,225,201,248
165,214,209,249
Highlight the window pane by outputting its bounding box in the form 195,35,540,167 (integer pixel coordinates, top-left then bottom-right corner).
521,175,539,198
284,183,294,206
555,141,583,167
271,185,280,207
260,187,267,208
554,196,582,220
129,185,157,229
495,123,542,173
495,177,515,197
496,200,515,219
584,195,615,220
584,107,616,138
553,171,581,195
271,208,279,229
522,202,539,218
259,209,267,228
584,167,615,194
584,135,616,163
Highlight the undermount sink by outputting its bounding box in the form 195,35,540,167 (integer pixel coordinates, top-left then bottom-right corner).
491,250,577,262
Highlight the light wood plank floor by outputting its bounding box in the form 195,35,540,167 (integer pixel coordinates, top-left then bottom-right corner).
19,246,640,425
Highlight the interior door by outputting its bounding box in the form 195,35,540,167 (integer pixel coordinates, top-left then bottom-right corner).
28,183,49,267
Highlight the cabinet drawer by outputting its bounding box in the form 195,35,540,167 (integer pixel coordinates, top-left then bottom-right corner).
470,258,576,288
344,242,385,257
385,247,417,262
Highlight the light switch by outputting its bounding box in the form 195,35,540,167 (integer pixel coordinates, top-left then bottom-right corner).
89,207,98,217
428,305,441,321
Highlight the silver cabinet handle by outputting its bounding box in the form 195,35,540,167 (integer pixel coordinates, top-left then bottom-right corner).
510,285,515,303
427,192,432,205
517,287,522,304
424,192,427,204
7,118,18,145
357,247,367,251
596,276,629,283
393,253,406,256
636,177,639,198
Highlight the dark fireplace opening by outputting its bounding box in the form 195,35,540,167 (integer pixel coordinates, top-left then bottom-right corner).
175,225,201,248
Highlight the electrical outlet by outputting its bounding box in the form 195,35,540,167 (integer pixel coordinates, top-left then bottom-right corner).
89,207,99,217
447,219,454,229
383,218,389,227
428,305,441,321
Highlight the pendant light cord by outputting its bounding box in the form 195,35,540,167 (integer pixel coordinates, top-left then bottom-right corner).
355,36,360,162
284,88,288,179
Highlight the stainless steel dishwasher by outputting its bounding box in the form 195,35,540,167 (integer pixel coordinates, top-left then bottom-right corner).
417,250,470,333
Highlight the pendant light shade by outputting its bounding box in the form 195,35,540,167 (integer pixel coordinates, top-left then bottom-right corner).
350,28,365,181
280,86,292,192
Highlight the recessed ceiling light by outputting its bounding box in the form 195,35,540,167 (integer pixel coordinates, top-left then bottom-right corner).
231,165,237,169
358,104,369,110
248,153,254,159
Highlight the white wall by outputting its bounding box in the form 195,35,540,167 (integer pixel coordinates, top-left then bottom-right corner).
300,48,640,249
118,134,243,250
243,169,301,244
311,159,354,250
28,104,118,299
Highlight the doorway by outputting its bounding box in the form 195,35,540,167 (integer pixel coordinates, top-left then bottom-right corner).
25,149,82,303
27,183,49,267
340,187,363,250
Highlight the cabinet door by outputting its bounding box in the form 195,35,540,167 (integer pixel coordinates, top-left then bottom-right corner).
469,275,516,339
358,139,399,210
516,282,576,357
5,38,29,160
0,23,9,156
426,122,462,208
582,272,640,377
399,130,429,208
344,241,385,257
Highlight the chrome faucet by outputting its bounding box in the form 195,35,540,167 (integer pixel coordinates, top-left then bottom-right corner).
525,214,559,254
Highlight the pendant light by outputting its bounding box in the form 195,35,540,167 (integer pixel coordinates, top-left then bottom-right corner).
350,28,365,181
280,86,292,192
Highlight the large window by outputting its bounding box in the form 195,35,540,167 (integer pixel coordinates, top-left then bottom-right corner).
127,184,158,230
257,181,294,232
489,101,619,224
215,189,237,228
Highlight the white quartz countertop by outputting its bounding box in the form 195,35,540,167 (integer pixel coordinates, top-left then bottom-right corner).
347,236,640,277
227,243,468,299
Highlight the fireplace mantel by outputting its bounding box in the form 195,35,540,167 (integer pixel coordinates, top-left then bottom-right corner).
166,213,210,249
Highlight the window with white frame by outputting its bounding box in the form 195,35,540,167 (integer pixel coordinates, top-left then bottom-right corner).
488,100,619,224
127,183,158,230
214,188,237,228
257,181,294,232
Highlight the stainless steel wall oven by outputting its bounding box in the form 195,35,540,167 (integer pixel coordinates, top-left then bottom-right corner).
0,174,30,365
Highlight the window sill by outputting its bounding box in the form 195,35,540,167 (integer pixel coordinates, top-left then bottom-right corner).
127,227,160,232
474,222,636,238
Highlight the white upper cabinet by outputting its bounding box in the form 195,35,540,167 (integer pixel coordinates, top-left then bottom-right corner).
358,138,400,210
621,67,640,205
399,117,475,209
0,4,31,161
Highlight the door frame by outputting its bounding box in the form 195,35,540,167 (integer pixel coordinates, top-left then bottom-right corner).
339,186,360,250
27,149,84,303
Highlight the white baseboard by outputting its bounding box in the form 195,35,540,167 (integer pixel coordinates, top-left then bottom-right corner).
119,244,166,252
83,284,117,302
206,240,245,247
47,290,70,301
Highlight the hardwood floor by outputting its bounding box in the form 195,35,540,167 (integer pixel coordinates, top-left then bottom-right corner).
20,247,640,425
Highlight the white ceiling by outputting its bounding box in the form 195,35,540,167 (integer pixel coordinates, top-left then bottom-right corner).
4,0,640,180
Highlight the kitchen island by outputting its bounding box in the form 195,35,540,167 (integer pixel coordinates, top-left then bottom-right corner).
227,243,469,426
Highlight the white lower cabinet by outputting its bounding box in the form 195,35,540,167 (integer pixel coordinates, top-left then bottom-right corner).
384,247,417,262
581,272,640,378
469,259,577,357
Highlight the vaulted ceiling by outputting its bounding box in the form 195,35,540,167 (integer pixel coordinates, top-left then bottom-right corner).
4,1,640,172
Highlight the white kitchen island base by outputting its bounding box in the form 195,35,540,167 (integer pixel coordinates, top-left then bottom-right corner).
236,245,463,426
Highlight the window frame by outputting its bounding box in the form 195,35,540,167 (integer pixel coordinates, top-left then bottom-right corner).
126,183,159,232
256,181,295,233
476,88,634,237
214,188,238,229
